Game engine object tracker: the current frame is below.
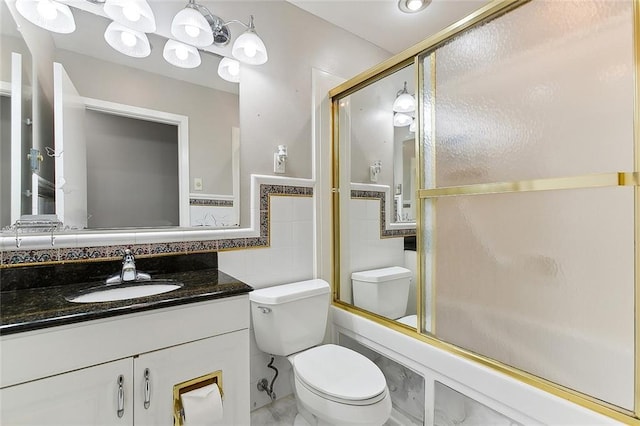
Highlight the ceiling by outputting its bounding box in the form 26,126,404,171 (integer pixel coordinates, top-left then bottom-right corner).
286,0,491,55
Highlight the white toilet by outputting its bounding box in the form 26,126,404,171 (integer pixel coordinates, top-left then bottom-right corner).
250,279,392,426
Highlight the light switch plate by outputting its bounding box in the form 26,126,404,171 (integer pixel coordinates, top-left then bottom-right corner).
194,177,203,191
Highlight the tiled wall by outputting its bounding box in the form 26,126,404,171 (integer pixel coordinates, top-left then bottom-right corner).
219,195,315,411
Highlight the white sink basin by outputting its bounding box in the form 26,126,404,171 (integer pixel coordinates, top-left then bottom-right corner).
67,281,183,303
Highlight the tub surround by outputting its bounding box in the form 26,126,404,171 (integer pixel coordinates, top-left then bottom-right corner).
0,252,252,335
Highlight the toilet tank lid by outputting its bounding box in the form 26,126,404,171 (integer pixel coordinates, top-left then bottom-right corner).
249,279,330,304
351,266,411,283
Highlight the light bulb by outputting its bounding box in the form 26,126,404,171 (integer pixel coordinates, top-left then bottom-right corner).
37,0,58,20
120,31,137,47
243,43,257,58
228,61,240,76
407,0,423,11
184,25,200,38
122,5,141,22
175,45,189,60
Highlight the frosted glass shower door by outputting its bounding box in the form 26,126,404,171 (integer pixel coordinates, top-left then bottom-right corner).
419,0,636,411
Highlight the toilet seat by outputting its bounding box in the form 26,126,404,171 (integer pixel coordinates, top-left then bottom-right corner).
290,344,387,405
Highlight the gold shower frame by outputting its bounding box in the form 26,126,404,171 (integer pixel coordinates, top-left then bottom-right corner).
329,0,640,423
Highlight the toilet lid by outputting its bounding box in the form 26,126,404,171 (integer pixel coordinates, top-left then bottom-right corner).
293,344,387,401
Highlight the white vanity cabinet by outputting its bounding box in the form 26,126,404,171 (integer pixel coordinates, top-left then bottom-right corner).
1,358,134,425
1,295,250,425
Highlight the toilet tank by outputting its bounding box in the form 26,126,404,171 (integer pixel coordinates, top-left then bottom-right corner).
250,279,330,356
351,266,411,319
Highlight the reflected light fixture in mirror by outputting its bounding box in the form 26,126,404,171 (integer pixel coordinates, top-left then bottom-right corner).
16,0,76,33
163,39,201,68
394,113,413,127
397,0,431,14
218,57,241,83
104,21,151,58
393,81,415,127
393,81,415,113
104,0,156,33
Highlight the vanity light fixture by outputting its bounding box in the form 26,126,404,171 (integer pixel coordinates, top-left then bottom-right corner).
163,39,201,68
393,113,413,127
397,0,431,14
218,57,241,83
104,21,151,58
392,81,415,113
15,0,76,34
171,0,215,47
171,1,268,65
104,0,156,33
230,15,268,65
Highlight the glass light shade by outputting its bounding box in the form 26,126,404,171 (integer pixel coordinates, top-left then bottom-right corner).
171,7,213,47
409,121,416,133
163,39,201,69
232,30,268,65
218,57,240,83
16,0,76,34
104,22,150,58
393,112,413,127
393,92,415,113
104,0,156,33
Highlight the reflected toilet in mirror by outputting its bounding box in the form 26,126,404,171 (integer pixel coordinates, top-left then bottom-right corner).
351,266,416,326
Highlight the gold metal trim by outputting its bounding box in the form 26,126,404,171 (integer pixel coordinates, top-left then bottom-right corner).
414,54,424,335
331,96,342,303
328,0,524,99
418,172,639,199
173,371,223,426
334,300,640,425
633,0,640,417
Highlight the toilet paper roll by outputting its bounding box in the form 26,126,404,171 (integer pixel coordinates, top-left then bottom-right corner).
180,383,223,426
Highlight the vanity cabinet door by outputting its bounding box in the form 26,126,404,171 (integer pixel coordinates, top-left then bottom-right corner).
0,358,133,425
134,329,250,426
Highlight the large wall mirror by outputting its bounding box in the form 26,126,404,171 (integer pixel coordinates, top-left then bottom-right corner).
334,60,417,327
0,0,240,231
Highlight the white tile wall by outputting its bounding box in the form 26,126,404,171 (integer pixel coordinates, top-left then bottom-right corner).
349,199,404,274
219,196,314,289
219,194,315,410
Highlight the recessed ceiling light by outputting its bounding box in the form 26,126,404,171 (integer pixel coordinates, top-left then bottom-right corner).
398,0,431,14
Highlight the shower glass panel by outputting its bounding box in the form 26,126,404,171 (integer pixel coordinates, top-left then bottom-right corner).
427,0,634,189
420,0,636,412
429,187,635,409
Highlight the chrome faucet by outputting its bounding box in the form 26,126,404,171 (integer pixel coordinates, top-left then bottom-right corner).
106,249,151,284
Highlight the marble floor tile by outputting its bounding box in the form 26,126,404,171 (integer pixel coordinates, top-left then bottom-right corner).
251,394,298,425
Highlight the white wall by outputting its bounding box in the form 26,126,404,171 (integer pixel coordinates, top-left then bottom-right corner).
234,1,391,226
219,193,315,410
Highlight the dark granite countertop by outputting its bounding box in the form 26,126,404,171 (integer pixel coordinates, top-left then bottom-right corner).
1,254,252,335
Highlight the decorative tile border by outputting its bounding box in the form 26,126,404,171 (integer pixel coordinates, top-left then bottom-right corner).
1,184,313,267
351,190,416,238
189,198,234,207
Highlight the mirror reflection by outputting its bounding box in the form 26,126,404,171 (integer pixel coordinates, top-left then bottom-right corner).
337,63,417,326
0,0,241,230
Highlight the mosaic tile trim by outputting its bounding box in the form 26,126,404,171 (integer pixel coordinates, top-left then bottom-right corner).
1,184,314,267
189,198,234,207
351,190,416,238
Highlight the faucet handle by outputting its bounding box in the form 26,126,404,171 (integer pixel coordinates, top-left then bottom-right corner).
123,248,134,262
